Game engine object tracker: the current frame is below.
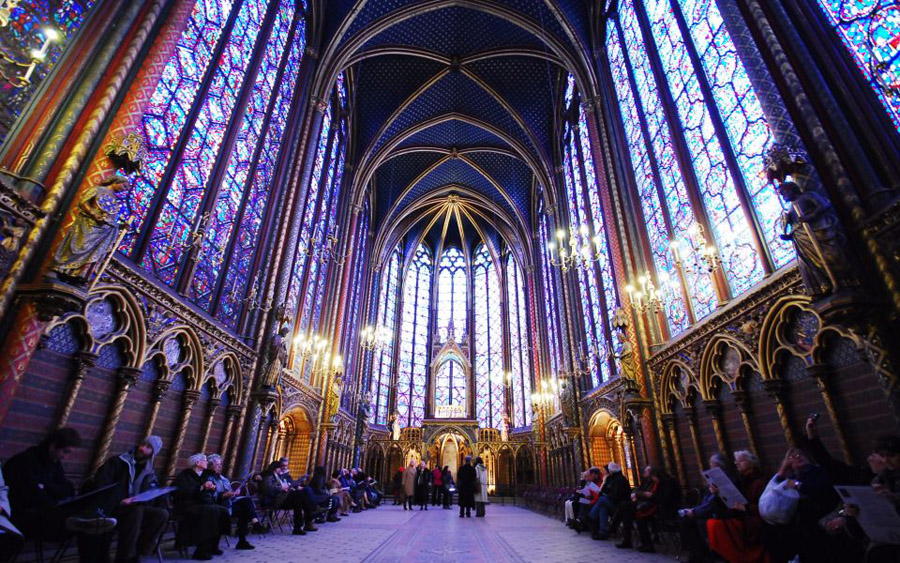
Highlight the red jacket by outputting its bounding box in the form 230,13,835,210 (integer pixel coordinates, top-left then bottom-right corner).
432,467,443,487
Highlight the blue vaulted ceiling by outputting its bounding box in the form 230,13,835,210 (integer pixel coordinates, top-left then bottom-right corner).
320,1,594,248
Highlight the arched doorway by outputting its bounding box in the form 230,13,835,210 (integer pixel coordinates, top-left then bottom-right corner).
441,434,459,477
277,407,313,477
516,446,535,491
587,410,630,483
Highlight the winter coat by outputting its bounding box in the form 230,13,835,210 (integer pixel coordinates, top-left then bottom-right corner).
457,463,477,507
599,471,630,506
414,467,431,504
88,449,162,514
432,467,443,488
173,468,228,547
474,464,489,503
2,445,75,528
402,466,416,497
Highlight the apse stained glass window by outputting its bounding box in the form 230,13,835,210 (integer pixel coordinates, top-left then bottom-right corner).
372,247,401,426
436,247,467,342
473,244,505,429
434,358,466,413
605,0,795,334
0,1,96,144
116,0,308,329
815,0,900,133
507,255,532,428
397,243,432,427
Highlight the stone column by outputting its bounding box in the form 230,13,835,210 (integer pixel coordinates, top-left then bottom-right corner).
220,404,242,474
56,351,98,428
165,389,200,481
732,390,761,459
807,363,852,463
704,400,728,456
90,366,140,476
763,380,795,447
143,380,171,439
199,398,221,453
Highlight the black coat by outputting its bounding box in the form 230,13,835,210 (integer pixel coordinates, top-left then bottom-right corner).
457,464,476,507
413,467,431,504
2,445,74,525
173,469,228,547
87,450,161,514
600,472,630,506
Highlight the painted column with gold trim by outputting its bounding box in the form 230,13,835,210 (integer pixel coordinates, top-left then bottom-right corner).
143,380,171,439
704,400,728,455
199,397,222,453
763,380,795,447
732,390,761,457
662,414,687,487
807,363,852,464
165,389,200,481
90,366,140,476
684,405,705,471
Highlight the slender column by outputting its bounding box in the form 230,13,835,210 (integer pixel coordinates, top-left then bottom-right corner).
623,428,639,485
763,380,795,446
143,380,171,439
249,409,269,471
732,390,761,458
227,400,248,475
807,364,852,464
662,414,687,487
56,351,98,428
90,366,140,476
199,398,221,453
263,419,279,465
704,400,728,455
220,405,241,471
165,389,200,481
683,405,705,471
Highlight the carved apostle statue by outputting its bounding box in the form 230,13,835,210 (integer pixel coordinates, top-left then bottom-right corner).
260,323,291,388
50,175,129,284
390,411,401,441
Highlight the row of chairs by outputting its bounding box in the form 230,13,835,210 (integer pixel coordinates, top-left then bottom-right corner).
520,485,575,520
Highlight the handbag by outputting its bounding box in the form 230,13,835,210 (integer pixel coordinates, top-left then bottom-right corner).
759,476,800,525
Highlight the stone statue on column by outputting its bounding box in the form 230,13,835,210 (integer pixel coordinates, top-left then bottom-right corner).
260,318,291,389
765,144,859,299
390,411,401,441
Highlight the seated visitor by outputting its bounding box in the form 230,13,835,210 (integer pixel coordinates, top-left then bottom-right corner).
205,454,255,550
706,450,768,563
309,466,341,522
173,453,229,561
614,465,669,553
79,435,169,563
329,470,353,516
678,453,733,561
588,462,630,540
3,428,117,563
762,446,837,562
259,461,322,534
572,467,603,532
0,464,23,563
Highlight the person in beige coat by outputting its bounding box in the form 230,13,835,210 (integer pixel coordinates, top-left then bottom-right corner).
474,457,490,517
401,460,417,510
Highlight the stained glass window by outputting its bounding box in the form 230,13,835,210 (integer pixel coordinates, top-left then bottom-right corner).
114,0,309,329
815,0,900,133
372,246,401,426
605,0,796,334
434,358,466,413
0,1,96,144
397,243,432,427
341,202,369,411
564,83,616,387
507,254,532,428
473,244,505,429
436,247,467,342
538,210,562,405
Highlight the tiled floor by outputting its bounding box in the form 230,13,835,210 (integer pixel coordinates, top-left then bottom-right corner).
162,503,675,563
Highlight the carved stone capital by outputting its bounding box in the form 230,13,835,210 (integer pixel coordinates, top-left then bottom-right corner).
226,404,242,419
310,97,329,113
152,380,171,402
661,413,677,429
73,351,99,378
703,399,722,417
117,366,141,388
762,379,786,401
730,389,749,412
805,363,832,381
17,279,88,321
182,389,201,408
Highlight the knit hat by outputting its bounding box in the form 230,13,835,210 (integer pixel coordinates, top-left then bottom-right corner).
608,462,622,473
143,435,163,457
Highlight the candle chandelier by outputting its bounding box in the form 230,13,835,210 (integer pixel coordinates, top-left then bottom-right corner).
546,224,605,273
670,223,721,275
297,228,346,265
626,270,665,315
0,10,61,88
359,324,391,351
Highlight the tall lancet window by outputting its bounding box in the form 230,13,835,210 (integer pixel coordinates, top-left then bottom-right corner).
562,75,620,387
605,0,794,335
371,246,401,425
397,243,432,427
434,358,466,412
473,244,505,429
506,254,532,428
436,247,467,342
115,0,307,329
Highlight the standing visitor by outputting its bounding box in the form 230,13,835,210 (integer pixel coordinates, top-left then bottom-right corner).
401,460,416,510
457,456,476,518
392,467,403,505
474,457,489,517
441,466,454,509
414,461,431,510
431,465,443,506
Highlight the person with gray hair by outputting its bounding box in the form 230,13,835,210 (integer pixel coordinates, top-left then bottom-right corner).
206,454,256,550
587,462,630,540
173,453,229,560
457,455,477,517
678,453,733,562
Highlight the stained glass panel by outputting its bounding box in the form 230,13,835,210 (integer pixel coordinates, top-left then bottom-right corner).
142,0,266,284
372,247,401,425
437,247,467,342
473,244,504,429
397,244,432,427
507,255,532,428
816,0,900,133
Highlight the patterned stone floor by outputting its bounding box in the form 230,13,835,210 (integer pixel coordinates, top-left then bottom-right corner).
162,503,675,563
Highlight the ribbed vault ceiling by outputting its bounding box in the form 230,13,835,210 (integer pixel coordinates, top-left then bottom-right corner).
320,1,596,265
